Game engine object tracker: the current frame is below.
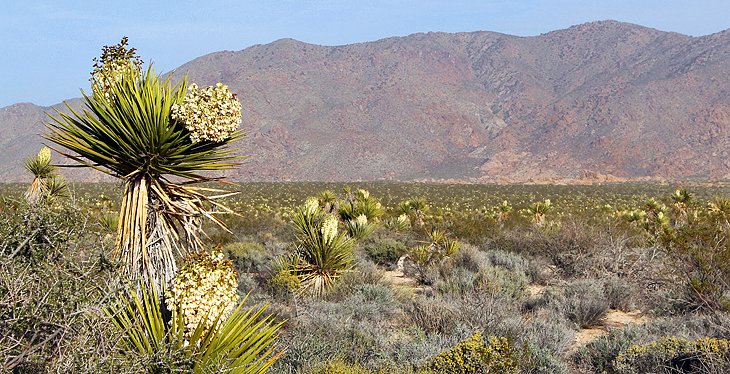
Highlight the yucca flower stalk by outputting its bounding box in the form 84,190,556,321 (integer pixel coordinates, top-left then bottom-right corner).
45,39,242,289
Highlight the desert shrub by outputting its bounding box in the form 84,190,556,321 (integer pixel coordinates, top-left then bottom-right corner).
525,255,553,285
307,360,372,374
273,296,396,373
484,221,600,278
436,267,482,296
604,276,635,311
326,261,387,301
628,194,730,312
406,297,460,335
521,346,570,374
437,260,528,299
564,279,610,328
483,249,530,274
0,202,121,372
270,268,301,299
476,264,528,299
365,238,408,267
223,239,268,273
0,202,81,262
573,327,643,374
424,332,519,374
614,336,730,374
447,243,488,273
521,312,575,356
575,312,730,373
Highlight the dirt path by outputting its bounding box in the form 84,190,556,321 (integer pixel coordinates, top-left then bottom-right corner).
382,269,418,287
572,309,648,350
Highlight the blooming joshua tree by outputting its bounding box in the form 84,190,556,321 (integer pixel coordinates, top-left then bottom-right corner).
45,38,242,289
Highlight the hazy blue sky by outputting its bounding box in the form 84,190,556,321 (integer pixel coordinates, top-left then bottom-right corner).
2,0,729,107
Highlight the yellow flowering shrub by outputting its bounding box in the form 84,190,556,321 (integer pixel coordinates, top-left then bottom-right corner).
614,336,730,373
425,332,519,373
165,250,239,338
171,82,242,143
270,268,301,297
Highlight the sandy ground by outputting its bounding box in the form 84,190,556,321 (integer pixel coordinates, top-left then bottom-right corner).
572,309,648,350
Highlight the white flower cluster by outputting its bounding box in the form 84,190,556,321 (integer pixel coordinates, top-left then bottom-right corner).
37,147,51,164
356,189,370,200
166,250,239,338
171,83,242,143
355,214,368,226
90,59,140,101
397,214,409,225
321,214,339,244
304,197,320,216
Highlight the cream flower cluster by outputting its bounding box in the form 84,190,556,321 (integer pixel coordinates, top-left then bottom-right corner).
304,197,320,216
37,147,51,165
355,214,368,226
90,59,140,101
321,214,339,244
171,83,242,143
356,189,370,200
165,250,239,338
397,214,409,225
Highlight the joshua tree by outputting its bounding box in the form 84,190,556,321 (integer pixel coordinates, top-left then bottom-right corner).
45,38,241,289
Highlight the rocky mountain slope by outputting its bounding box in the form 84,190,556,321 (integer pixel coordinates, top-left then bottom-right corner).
3,20,729,183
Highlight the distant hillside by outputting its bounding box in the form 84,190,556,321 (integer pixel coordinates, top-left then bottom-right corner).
2,20,730,183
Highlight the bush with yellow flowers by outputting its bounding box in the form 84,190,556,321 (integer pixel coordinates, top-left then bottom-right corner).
425,332,519,374
614,336,730,374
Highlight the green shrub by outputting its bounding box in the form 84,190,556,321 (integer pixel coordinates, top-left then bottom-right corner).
365,238,408,267
223,240,268,273
270,268,301,298
573,327,642,373
308,360,372,374
0,202,121,372
614,336,730,374
521,345,570,374
424,332,519,374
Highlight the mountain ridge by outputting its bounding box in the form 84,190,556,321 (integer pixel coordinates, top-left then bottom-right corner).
2,20,730,183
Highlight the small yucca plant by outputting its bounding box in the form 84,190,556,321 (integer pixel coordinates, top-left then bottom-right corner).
524,199,552,226
346,214,375,239
24,146,67,204
399,197,429,227
289,199,355,296
108,284,282,373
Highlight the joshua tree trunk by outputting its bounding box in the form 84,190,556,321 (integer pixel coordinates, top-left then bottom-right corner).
115,176,178,289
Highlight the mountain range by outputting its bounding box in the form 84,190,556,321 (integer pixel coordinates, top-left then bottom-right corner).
2,20,730,183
